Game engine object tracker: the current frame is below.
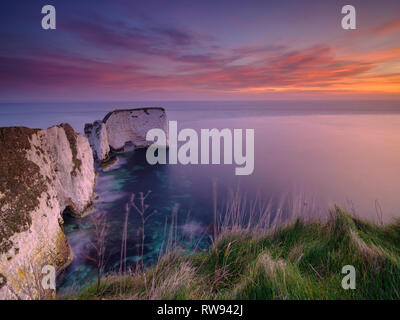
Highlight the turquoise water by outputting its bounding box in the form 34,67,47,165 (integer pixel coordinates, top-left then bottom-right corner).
59,149,213,290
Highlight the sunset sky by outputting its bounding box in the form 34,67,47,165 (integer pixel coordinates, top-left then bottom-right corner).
1,0,400,101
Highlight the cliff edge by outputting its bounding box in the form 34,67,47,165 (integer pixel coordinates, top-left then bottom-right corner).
0,124,95,299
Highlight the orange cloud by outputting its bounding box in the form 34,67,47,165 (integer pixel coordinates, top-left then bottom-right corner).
373,18,400,37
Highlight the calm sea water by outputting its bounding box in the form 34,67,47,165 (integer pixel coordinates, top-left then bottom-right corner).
1,101,400,290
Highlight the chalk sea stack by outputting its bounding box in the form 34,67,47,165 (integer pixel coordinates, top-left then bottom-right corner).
0,124,95,299
85,107,168,164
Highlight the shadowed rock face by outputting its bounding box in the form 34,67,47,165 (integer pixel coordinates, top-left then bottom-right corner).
85,107,168,161
84,121,110,161
0,124,96,299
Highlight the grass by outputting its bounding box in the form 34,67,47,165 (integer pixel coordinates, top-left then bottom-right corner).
66,206,400,300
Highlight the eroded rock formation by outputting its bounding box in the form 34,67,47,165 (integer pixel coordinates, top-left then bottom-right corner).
0,124,95,299
85,107,168,162
84,120,110,161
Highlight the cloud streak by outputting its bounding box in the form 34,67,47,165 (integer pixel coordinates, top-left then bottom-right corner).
372,18,400,37
1,42,392,97
1,4,400,100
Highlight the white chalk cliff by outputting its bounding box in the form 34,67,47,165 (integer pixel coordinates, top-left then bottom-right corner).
0,108,167,299
85,107,168,161
0,124,95,299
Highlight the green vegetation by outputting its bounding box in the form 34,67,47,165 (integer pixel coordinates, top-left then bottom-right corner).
69,207,400,300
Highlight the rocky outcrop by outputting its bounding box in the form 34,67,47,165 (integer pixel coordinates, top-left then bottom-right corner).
0,124,95,299
84,121,110,161
85,107,168,162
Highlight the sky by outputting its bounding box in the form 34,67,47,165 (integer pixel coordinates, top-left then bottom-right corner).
0,0,400,101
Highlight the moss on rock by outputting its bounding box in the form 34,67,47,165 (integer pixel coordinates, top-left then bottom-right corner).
54,230,72,271
0,127,47,254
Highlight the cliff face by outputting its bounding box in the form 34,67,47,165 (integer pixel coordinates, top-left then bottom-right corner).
84,121,110,161
0,124,95,299
85,107,168,161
